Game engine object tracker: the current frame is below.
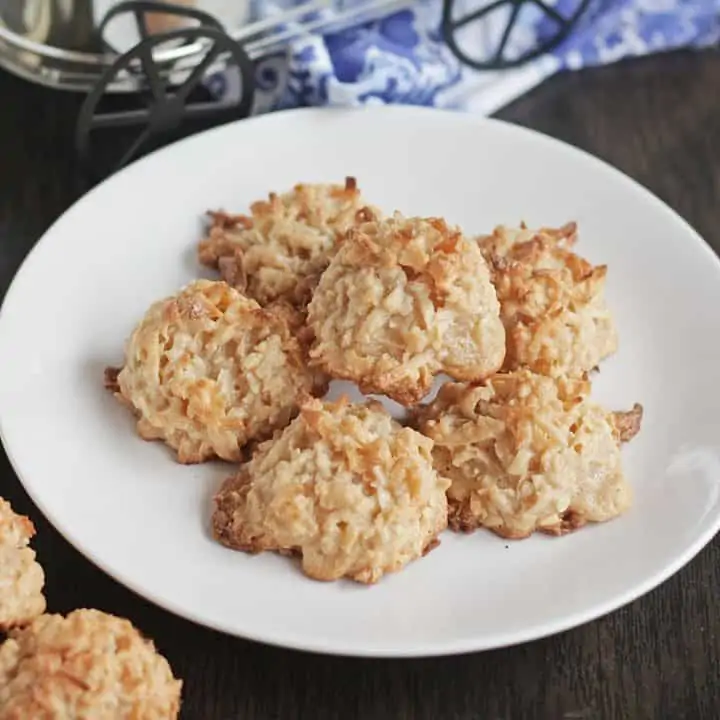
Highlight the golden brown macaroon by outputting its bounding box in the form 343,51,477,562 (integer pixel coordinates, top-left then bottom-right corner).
413,371,643,539
0,609,182,719
213,397,449,584
477,222,617,377
106,280,327,464
199,177,380,307
0,498,45,631
307,214,506,406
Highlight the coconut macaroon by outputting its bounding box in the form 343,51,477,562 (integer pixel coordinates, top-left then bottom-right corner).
0,499,45,631
199,177,380,307
307,214,506,406
477,222,617,377
413,371,643,539
106,280,327,464
213,397,449,584
0,609,182,719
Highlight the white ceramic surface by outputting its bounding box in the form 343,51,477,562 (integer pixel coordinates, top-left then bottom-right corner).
1,106,719,658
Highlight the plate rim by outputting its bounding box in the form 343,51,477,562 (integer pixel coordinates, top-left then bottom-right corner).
2,105,720,658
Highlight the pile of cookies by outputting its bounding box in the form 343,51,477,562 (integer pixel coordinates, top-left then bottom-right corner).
106,177,643,585
0,497,182,717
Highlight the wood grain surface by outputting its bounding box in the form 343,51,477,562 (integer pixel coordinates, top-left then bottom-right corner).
0,51,719,719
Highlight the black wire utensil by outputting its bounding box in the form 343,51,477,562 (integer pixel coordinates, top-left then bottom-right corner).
75,1,255,180
441,0,592,71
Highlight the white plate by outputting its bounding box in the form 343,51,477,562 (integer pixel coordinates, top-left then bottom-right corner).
2,106,720,658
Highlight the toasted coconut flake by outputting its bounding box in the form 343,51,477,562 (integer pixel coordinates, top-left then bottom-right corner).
108,280,327,464
199,179,381,307
414,371,641,539
0,609,182,719
213,397,449,584
308,214,506,405
0,499,45,631
478,223,617,377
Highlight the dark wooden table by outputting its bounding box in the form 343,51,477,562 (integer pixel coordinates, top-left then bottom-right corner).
1,50,719,719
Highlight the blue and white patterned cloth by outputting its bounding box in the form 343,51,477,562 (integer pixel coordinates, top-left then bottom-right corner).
238,0,720,115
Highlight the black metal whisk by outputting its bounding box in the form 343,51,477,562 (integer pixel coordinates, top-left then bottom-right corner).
441,0,592,70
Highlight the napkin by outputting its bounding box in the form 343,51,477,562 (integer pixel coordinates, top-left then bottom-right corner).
237,0,720,115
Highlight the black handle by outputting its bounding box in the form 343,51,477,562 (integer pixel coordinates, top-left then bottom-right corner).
98,0,225,51
75,23,255,181
441,0,591,71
